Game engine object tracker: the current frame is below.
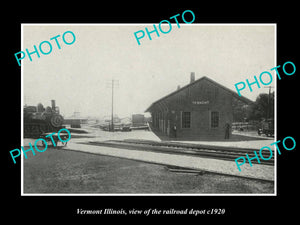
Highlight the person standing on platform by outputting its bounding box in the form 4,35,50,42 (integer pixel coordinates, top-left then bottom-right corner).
225,122,231,139
173,124,177,139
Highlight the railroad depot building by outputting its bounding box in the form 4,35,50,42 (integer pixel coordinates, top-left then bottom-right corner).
146,73,253,140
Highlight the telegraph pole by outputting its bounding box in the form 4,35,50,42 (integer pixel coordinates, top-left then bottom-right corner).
106,79,119,132
111,79,114,132
264,86,274,119
24,95,28,106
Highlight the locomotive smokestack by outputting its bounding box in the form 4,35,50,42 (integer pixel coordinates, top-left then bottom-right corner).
51,100,56,111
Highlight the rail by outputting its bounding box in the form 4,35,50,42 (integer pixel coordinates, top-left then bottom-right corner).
83,139,274,165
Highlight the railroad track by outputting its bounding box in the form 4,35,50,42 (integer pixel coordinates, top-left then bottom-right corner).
83,139,274,166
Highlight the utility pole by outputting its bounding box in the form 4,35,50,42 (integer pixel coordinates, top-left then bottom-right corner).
106,79,119,132
264,86,274,119
111,79,114,132
24,95,28,106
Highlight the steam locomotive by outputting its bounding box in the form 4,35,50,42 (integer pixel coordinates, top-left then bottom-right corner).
24,100,65,138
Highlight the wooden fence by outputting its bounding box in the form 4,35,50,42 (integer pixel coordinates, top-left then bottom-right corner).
232,121,260,131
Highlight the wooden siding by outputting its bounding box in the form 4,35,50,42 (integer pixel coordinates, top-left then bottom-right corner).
148,77,237,140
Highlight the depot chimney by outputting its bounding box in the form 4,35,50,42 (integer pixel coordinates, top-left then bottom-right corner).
190,72,195,83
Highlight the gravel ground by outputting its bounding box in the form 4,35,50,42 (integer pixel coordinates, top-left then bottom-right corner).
23,147,274,194
65,142,274,181
23,127,275,194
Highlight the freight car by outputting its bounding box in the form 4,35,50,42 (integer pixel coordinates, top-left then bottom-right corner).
24,100,65,138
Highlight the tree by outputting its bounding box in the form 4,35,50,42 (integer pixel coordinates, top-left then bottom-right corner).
232,98,250,122
232,92,274,122
248,92,274,121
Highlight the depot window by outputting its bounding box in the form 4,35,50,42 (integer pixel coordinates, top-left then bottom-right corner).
182,112,191,128
211,111,219,128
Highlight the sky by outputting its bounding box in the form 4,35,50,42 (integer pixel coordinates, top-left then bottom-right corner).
22,24,275,118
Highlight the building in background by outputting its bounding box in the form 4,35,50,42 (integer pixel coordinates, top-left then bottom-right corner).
132,114,145,127
146,73,253,140
63,111,88,128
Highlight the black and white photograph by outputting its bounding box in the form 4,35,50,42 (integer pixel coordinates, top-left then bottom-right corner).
4,5,298,220
21,24,276,195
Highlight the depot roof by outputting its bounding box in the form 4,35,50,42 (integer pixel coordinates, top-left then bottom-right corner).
145,76,253,112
